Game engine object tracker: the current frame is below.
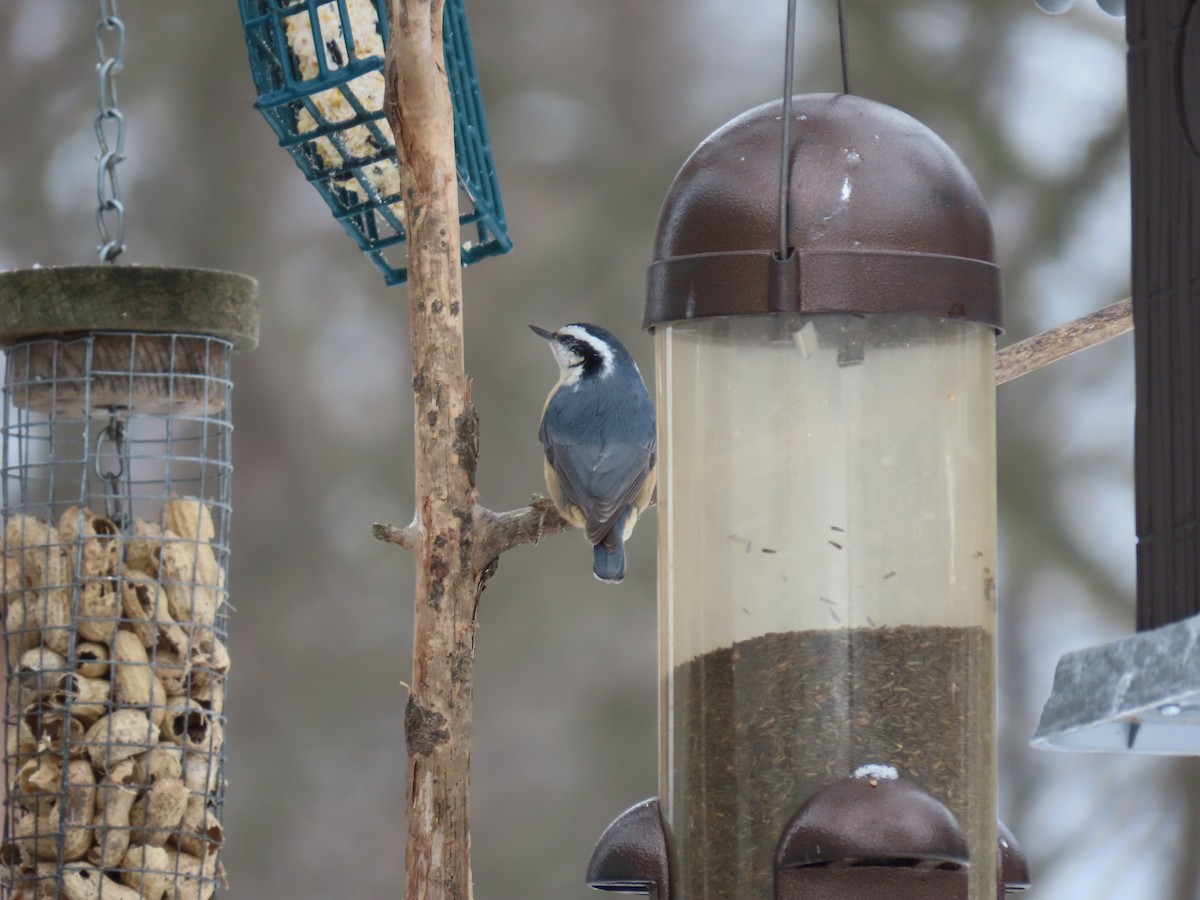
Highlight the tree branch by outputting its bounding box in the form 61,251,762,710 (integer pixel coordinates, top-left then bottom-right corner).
373,519,420,550
471,497,575,571
996,297,1132,385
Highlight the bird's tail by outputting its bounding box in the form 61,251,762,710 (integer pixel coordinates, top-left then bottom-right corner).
593,509,630,584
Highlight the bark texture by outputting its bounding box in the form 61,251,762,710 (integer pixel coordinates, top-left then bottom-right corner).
386,3,477,898
995,298,1131,385
383,6,578,898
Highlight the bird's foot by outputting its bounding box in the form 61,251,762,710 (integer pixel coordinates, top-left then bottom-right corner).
529,494,552,545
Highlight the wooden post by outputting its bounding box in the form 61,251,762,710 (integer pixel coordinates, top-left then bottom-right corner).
385,2,477,898
380,4,576,897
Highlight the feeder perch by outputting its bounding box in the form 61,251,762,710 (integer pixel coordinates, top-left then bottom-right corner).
0,265,257,900
238,0,511,285
632,93,1007,899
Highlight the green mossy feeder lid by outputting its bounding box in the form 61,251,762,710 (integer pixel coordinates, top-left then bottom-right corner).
0,266,259,416
0,266,259,349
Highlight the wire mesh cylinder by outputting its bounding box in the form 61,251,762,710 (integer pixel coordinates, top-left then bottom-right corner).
0,332,232,900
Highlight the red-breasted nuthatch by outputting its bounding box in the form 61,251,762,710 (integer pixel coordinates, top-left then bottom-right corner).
531,323,657,584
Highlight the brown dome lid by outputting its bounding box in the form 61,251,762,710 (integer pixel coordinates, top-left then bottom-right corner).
646,94,1001,331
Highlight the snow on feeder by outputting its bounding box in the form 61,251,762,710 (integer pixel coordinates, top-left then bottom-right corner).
238,0,511,285
0,265,258,900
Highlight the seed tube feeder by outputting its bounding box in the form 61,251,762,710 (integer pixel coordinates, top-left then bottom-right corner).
0,266,257,900
589,95,1027,899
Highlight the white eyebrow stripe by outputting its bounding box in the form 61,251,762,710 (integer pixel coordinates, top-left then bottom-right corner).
559,325,614,377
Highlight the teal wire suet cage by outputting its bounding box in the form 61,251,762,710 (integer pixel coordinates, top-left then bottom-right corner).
238,0,511,285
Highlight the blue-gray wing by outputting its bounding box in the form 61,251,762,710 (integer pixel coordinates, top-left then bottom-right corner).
543,435,655,545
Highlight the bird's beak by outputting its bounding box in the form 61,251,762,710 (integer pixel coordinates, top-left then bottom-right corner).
528,325,556,341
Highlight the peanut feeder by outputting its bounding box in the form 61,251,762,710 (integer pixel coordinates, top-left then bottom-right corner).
0,265,257,900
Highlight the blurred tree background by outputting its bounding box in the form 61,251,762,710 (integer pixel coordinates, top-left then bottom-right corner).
2,0,1189,897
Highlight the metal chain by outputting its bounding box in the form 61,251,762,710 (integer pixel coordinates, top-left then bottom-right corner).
94,408,131,530
95,0,127,263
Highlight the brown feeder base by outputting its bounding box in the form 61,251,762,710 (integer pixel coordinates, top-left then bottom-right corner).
588,792,1030,900
0,266,259,417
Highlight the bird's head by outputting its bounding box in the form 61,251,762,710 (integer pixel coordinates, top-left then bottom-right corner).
530,322,628,383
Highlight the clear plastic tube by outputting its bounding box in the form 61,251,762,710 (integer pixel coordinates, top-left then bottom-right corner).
657,314,997,900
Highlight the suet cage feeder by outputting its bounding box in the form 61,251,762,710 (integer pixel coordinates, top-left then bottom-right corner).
238,0,511,285
0,265,257,900
590,94,1028,899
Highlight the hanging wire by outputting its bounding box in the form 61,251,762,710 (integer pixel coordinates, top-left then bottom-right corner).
778,0,853,260
777,0,799,261
837,0,851,94
94,0,127,263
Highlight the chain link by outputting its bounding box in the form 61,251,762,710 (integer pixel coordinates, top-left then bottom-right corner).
93,409,131,531
95,0,127,263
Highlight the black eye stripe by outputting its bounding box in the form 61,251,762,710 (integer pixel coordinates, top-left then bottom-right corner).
562,338,594,357
560,336,604,373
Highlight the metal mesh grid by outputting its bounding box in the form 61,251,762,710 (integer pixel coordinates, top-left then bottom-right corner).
0,333,232,900
238,0,512,285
